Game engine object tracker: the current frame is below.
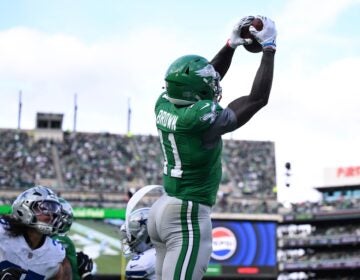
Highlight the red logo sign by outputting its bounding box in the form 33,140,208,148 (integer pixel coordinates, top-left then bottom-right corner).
336,166,360,178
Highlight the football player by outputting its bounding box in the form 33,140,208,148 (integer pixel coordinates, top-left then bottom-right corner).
148,15,277,279
52,198,94,280
120,208,156,280
0,186,72,279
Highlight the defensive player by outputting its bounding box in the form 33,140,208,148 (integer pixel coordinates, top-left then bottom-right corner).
148,15,277,279
52,198,94,280
0,186,72,279
120,208,156,280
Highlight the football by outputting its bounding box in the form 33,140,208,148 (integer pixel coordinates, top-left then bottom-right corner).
251,18,264,31
241,18,263,53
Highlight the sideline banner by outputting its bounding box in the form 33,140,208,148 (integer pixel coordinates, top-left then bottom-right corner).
0,204,126,219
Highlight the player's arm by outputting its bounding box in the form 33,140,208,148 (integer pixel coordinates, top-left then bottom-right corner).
228,47,275,128
54,235,80,280
210,16,254,79
201,17,276,147
54,257,72,280
210,45,235,80
228,16,276,128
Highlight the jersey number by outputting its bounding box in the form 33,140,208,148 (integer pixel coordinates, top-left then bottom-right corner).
158,130,183,178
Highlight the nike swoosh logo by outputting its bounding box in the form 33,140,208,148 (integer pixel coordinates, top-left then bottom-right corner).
130,265,137,268
200,103,210,110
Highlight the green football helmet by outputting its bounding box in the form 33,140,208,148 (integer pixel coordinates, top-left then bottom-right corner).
165,55,222,105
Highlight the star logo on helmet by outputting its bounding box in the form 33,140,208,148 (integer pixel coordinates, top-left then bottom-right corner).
138,217,147,226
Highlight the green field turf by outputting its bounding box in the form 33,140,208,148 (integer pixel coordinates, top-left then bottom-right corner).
69,219,126,275
75,219,121,239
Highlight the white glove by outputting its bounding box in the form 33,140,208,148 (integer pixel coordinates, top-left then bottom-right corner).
227,16,254,49
249,16,277,50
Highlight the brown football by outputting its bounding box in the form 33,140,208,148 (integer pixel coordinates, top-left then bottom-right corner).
241,18,263,53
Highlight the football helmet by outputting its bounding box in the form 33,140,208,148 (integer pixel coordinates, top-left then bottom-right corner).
119,208,152,257
165,55,222,105
12,186,61,235
57,198,74,234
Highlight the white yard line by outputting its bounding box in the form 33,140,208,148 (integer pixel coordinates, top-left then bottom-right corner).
71,222,122,249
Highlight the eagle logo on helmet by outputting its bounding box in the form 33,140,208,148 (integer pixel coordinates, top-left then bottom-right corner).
195,64,217,79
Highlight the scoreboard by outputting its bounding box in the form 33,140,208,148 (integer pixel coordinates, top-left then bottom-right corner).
207,214,280,279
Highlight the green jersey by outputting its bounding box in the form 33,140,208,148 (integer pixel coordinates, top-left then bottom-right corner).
155,93,223,206
53,234,80,280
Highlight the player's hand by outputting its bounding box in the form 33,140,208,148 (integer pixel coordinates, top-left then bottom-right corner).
227,16,254,49
249,16,277,50
0,267,26,280
76,251,93,279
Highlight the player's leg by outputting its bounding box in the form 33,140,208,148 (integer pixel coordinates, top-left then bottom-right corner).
190,204,213,279
148,195,167,279
159,196,212,280
150,238,166,280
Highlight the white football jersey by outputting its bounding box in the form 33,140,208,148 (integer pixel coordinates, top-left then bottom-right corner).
0,220,65,279
126,247,156,280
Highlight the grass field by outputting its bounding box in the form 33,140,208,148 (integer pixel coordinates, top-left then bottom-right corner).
68,219,126,275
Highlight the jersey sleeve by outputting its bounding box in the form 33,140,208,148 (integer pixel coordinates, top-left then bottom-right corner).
155,92,169,112
180,100,223,132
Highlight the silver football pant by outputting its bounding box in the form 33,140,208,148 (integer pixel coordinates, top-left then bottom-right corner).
148,193,212,280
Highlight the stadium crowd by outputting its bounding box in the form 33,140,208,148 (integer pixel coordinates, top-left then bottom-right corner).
2,129,360,215
278,248,360,263
0,130,56,188
278,223,360,279
0,129,277,213
56,132,139,191
278,198,360,215
222,139,276,198
278,224,360,239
